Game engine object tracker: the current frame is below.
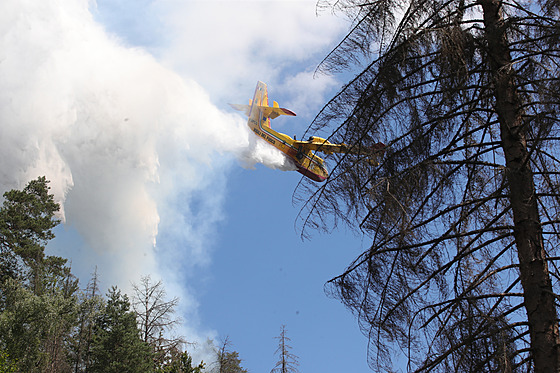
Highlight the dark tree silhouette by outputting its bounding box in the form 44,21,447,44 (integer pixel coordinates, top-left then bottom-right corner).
297,0,560,371
270,325,299,373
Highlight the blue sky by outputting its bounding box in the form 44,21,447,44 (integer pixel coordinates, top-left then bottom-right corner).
1,0,374,371
197,166,371,372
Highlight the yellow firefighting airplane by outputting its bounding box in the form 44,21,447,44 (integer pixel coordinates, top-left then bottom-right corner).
230,81,384,182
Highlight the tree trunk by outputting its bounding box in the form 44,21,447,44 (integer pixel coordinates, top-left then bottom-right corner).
479,0,560,371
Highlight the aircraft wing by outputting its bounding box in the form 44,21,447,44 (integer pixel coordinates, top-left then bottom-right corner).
292,137,355,153
292,140,350,154
294,137,386,162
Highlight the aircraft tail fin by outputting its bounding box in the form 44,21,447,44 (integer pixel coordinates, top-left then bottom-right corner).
229,81,296,123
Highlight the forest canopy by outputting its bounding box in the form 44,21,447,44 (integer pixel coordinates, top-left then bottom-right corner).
0,177,247,373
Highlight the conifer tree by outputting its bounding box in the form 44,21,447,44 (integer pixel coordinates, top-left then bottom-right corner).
0,177,78,372
158,349,205,373
89,287,153,373
212,337,248,373
299,0,560,371
69,268,104,372
270,325,299,373
0,176,60,290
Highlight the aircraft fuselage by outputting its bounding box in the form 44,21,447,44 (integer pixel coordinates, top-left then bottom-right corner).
245,82,329,182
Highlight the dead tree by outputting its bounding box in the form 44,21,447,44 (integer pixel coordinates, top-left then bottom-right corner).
131,275,184,367
297,0,560,371
270,325,299,373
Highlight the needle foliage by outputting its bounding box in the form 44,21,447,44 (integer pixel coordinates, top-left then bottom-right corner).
298,0,560,371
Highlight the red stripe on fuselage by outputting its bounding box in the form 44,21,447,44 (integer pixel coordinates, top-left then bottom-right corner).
295,164,327,182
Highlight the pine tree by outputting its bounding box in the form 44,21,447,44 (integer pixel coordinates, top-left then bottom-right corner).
270,325,299,373
69,268,105,372
157,350,205,373
89,287,153,373
212,337,248,373
0,177,78,372
0,176,60,290
299,0,560,371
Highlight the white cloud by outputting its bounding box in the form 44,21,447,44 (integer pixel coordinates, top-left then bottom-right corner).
280,70,339,118
157,0,345,103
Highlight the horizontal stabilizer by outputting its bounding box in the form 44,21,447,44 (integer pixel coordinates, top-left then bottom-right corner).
229,104,296,119
260,106,296,119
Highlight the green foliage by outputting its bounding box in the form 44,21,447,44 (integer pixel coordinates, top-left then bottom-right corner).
0,177,78,372
0,176,60,285
0,348,17,373
0,277,78,372
68,271,105,372
158,350,205,373
89,287,154,373
0,178,209,373
218,351,247,373
212,338,248,373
